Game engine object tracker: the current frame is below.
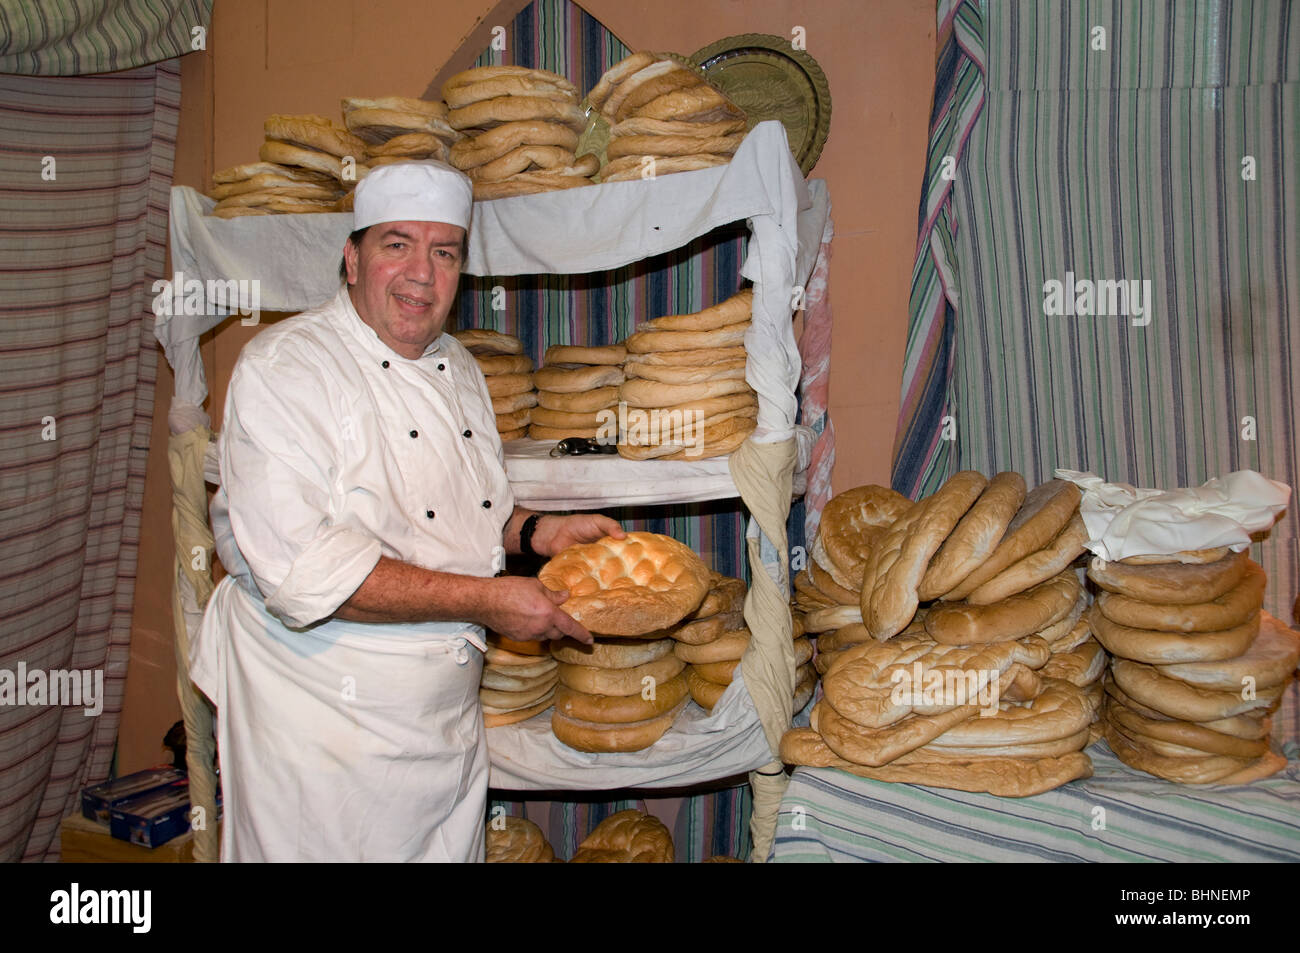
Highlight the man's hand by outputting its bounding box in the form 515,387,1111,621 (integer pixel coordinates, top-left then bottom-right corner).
477,576,594,645
531,513,625,557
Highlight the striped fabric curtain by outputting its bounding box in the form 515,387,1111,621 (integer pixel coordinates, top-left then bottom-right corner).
0,60,180,861
468,0,797,860
892,0,1300,625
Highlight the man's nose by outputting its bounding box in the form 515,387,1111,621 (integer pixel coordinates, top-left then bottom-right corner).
404,250,436,282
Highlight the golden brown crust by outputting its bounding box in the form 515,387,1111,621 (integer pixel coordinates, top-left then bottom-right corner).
570,809,674,862
966,512,1089,605
623,360,747,385
543,344,627,365
601,153,731,181
481,691,555,727
1090,603,1260,664
925,570,1083,646
448,96,587,133
485,816,554,862
1104,696,1269,758
536,386,620,413
552,700,686,754
1088,549,1249,604
264,114,368,157
1155,613,1299,691
553,672,688,723
918,472,1027,601
1095,561,1266,633
605,133,744,159
813,697,982,767
586,52,659,113
1110,657,1285,722
609,116,747,139
556,654,685,696
485,372,535,398
624,321,750,353
534,363,626,393
477,353,534,376
671,609,745,645
449,121,581,170
549,636,673,669
455,328,525,355
1039,638,1107,687
813,484,913,592
466,145,578,182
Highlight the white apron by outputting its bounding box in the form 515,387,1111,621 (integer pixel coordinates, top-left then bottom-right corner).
198,576,488,862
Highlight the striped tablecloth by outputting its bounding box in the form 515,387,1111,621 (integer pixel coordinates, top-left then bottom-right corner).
771,684,1300,863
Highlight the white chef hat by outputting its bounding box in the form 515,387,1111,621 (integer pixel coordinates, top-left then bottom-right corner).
351,160,474,231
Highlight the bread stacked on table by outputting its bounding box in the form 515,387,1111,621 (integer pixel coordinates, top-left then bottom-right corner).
209,114,369,218
454,329,536,440
782,473,1105,796
340,96,463,210
541,532,708,752
481,634,558,727
530,345,626,442
485,815,555,862
442,66,597,201
588,52,747,183
569,809,674,862
1090,549,1297,783
617,290,755,460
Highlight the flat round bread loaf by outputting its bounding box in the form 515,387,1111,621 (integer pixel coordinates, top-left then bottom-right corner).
691,657,740,685
917,472,1027,601
1109,657,1285,722
686,574,746,619
534,363,626,393
482,692,556,727
812,697,984,767
1089,603,1260,664
610,116,747,139
212,193,340,215
686,665,727,710
366,132,454,158
862,471,989,640
965,512,1089,606
485,815,554,863
544,344,627,365
343,107,459,145
674,628,751,664
671,609,745,645
486,373,535,398
455,328,524,355
1037,593,1089,647
605,61,702,121
342,95,448,121
925,571,1083,645
212,161,336,185
605,131,743,160
550,636,674,669
623,360,747,385
498,426,529,441
208,174,343,200
796,562,858,606
941,479,1082,601
1095,561,1266,633
490,633,550,656
448,96,587,132
587,52,659,112
536,386,620,413
627,345,747,366
569,809,674,862
1104,696,1269,759
1104,722,1256,783
1103,679,1272,739
539,532,710,636
480,656,556,684
803,604,863,634
442,65,578,106
557,654,685,697
264,114,368,158
1088,549,1248,604
495,408,531,431
813,484,914,592
623,321,750,353
1038,638,1107,687
449,121,581,169
619,376,752,407
528,423,600,441
1155,613,1299,691
478,675,558,710
257,140,368,183
479,353,534,376
553,672,688,724
467,144,577,182
632,85,744,123
552,700,686,755
1120,547,1232,565
530,406,609,429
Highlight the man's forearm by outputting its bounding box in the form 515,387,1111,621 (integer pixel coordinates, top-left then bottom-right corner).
504,505,539,555
332,556,493,624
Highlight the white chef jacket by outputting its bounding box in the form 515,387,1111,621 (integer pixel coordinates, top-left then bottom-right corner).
191,284,514,862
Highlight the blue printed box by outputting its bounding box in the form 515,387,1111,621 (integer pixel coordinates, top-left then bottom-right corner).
80,767,186,824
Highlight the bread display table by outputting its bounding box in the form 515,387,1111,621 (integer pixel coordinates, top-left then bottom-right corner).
769,682,1300,862
161,122,832,851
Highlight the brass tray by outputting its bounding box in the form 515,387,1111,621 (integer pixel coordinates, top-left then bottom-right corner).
689,33,831,175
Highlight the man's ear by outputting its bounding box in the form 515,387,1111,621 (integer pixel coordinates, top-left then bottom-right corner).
343,237,359,285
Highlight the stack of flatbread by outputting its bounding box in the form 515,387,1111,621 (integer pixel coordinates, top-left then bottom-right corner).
339,96,463,210
617,290,755,460
529,344,626,442
540,533,708,752
481,634,558,727
454,328,536,440
588,52,747,183
781,628,1100,796
206,161,346,219
442,66,597,201
1089,548,1295,783
239,113,370,216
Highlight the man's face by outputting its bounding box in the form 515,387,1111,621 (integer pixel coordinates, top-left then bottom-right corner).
343,220,465,359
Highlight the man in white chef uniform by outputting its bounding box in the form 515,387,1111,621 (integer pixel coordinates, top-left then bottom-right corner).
191,160,620,862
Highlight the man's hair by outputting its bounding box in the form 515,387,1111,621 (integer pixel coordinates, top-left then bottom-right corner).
338,226,469,282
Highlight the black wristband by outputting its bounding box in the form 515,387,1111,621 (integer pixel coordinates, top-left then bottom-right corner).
519,513,544,558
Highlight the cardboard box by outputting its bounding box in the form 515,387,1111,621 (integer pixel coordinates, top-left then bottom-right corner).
80,767,186,824
109,781,194,849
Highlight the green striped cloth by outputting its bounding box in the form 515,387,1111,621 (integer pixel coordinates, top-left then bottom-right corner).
0,0,211,75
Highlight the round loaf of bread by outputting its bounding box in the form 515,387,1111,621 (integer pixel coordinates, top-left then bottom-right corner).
687,575,746,619
448,96,587,132
491,391,538,414
536,386,620,413
552,700,686,755
1119,547,1232,565
449,121,581,169
466,144,577,182
264,114,368,158
1109,657,1285,722
498,426,528,441
495,408,531,431
212,161,336,185
1095,561,1266,633
343,107,460,145
478,675,558,710
544,344,627,365
813,484,913,592
258,140,367,182
1037,639,1107,687
619,376,752,408
606,133,744,160
601,154,732,181
1043,607,1092,651
632,85,743,122
366,132,455,159
1088,549,1248,604
534,363,626,392
530,406,609,429
1104,721,1257,783
687,657,738,686
1103,679,1272,739
917,472,1027,601
485,645,543,666
807,561,861,605
605,61,702,121
610,116,747,139
486,373,534,398
552,672,688,724
586,52,658,112
803,604,863,634
925,570,1082,645
941,479,1081,601
862,471,989,640
550,635,673,668
965,512,1089,605
485,815,554,863
539,532,709,636
557,654,685,696
482,691,556,727
624,321,750,353
569,808,675,861
476,353,533,375
1089,603,1260,664
211,193,341,215
1154,612,1299,691
811,696,984,767
686,665,726,710
674,628,751,664
1104,696,1269,759
490,634,550,656
473,172,594,201
442,66,578,109
671,609,745,645
622,345,746,366
479,657,556,687
624,359,747,385
455,328,524,355
528,423,601,441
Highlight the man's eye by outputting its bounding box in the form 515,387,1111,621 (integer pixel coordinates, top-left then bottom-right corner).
388,242,405,249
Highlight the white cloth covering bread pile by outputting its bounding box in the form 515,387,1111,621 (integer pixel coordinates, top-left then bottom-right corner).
529,344,626,441
454,329,537,440
784,473,1105,796
1089,549,1297,783
538,532,709,752
340,96,464,210
480,633,558,727
208,114,369,217
588,51,747,183
442,66,598,201
616,290,756,460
